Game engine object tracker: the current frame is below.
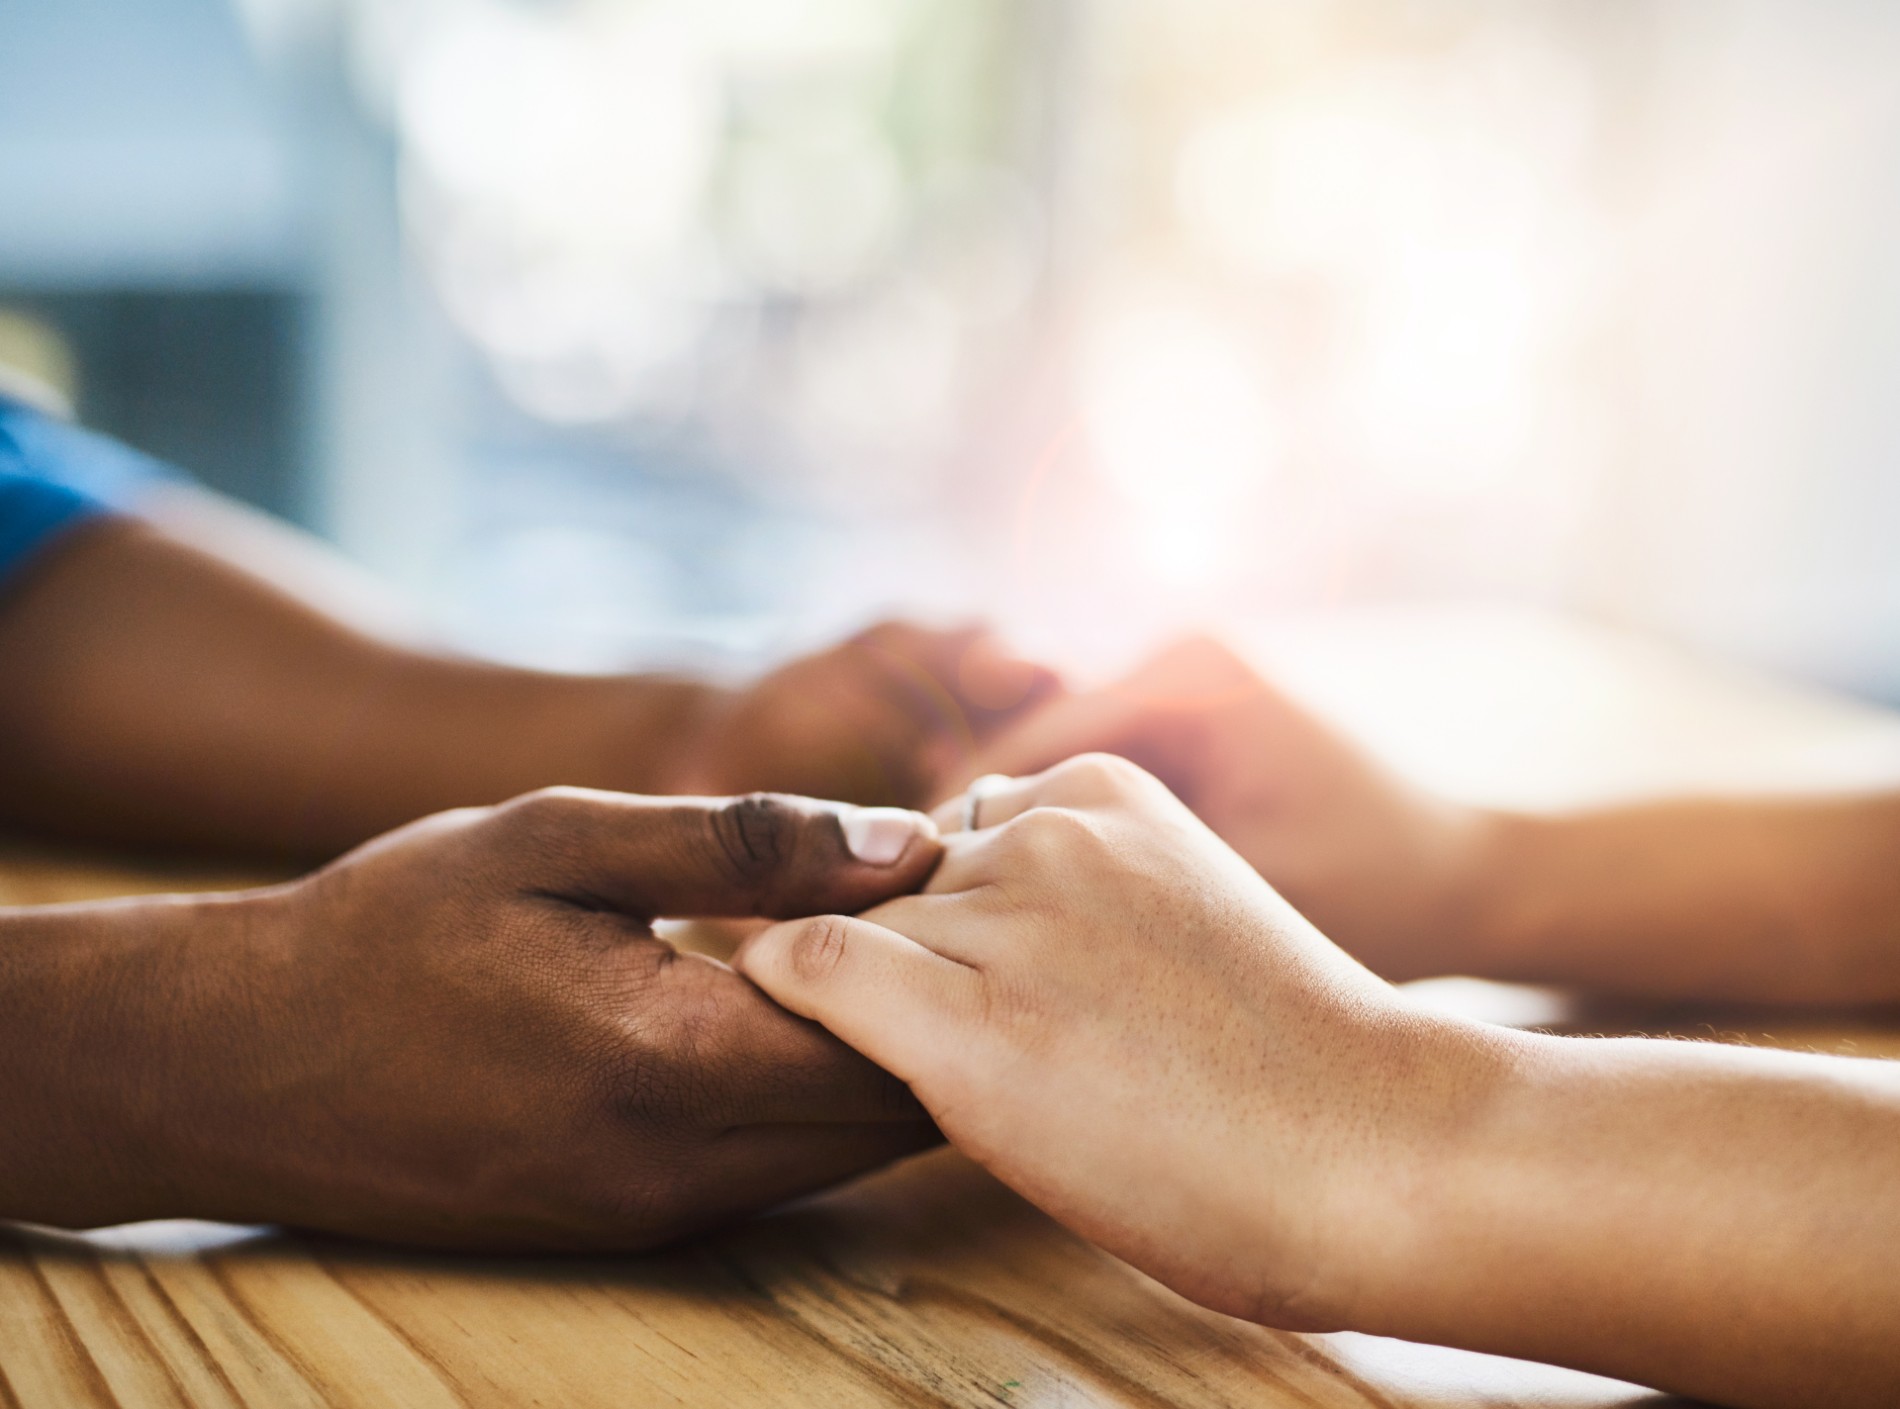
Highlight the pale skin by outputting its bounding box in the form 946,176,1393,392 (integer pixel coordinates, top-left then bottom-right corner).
738,755,1900,1409
954,635,1900,1004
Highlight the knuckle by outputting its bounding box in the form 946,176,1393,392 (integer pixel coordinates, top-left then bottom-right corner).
478,787,603,880
980,969,1052,1042
1000,804,1101,867
418,804,492,838
786,915,852,986
1034,752,1156,808
492,786,591,839
708,793,800,893
352,804,494,873
1069,752,1150,793
519,784,594,812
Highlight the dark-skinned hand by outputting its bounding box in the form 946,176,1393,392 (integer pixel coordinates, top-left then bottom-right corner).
0,788,943,1249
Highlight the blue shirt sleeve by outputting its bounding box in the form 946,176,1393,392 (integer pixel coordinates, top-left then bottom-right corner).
0,396,180,595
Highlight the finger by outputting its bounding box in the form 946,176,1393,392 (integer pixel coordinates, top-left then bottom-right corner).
922,754,1192,897
489,787,942,921
928,795,965,833
930,772,1014,835
854,891,997,967
734,914,978,1087
658,955,931,1125
937,753,1166,836
628,1121,943,1250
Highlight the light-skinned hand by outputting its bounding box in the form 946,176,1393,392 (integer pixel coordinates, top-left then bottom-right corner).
737,756,1900,1408
737,754,1488,1327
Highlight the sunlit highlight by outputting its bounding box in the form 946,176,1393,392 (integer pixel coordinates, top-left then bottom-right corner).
1079,298,1276,590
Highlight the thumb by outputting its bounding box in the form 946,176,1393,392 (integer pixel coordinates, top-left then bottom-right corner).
485,787,942,921
734,911,975,1090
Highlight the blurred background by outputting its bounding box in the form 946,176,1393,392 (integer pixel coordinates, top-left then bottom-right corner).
3,0,1898,702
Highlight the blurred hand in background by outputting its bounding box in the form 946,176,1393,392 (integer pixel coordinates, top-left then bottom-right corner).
669,620,1063,808
0,496,1059,860
954,635,1488,981
961,635,1900,1006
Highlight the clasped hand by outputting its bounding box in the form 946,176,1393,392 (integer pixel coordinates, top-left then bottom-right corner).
27,789,943,1248
738,753,1490,1331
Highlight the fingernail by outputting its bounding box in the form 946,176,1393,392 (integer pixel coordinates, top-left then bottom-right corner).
842,808,929,865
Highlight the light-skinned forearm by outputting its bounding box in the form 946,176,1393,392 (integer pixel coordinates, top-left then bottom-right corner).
1363,1023,1900,1408
1459,794,1900,1003
0,519,721,857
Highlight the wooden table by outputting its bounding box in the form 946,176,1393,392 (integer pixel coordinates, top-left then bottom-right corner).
6,607,1900,1408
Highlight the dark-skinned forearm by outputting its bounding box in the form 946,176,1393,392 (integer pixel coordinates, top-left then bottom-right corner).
0,898,246,1227
0,520,724,858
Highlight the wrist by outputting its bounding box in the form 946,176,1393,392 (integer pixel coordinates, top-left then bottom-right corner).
0,893,264,1227
1317,1007,1539,1336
